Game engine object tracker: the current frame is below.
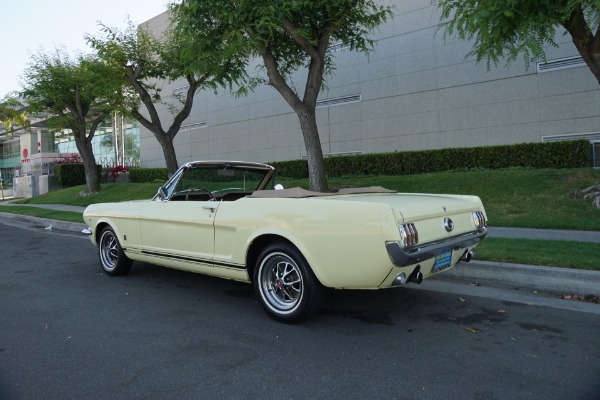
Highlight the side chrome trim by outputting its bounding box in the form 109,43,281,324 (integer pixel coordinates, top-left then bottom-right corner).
386,228,487,267
140,250,247,270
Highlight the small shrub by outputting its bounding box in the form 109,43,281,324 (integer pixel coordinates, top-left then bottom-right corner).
103,165,129,183
129,168,169,183
54,163,101,187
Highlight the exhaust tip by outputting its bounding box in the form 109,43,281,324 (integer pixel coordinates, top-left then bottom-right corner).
408,271,423,284
407,266,423,284
460,250,474,263
392,272,407,286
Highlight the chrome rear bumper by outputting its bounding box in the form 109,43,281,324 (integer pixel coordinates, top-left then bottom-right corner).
386,228,487,267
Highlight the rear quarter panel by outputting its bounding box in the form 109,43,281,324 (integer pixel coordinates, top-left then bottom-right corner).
214,197,399,288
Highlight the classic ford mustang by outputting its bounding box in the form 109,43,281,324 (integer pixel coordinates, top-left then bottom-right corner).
83,161,487,323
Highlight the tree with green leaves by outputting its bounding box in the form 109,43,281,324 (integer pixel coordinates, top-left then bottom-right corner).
437,0,600,83
21,48,123,194
87,19,248,176
171,0,392,192
0,96,29,136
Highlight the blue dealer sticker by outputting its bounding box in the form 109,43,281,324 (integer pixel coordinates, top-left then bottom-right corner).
432,249,452,272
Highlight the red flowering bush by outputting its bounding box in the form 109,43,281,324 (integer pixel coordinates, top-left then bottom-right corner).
55,153,82,164
103,165,129,182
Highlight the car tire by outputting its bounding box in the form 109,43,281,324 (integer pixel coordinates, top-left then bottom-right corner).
98,226,132,276
254,242,324,323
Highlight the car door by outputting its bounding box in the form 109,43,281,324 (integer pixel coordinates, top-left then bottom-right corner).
138,200,219,271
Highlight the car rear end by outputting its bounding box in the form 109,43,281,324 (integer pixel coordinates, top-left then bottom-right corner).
327,192,488,288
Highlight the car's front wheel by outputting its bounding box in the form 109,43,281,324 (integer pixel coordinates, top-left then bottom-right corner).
254,242,324,323
98,226,132,276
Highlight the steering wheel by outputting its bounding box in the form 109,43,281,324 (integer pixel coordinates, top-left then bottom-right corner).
185,187,215,201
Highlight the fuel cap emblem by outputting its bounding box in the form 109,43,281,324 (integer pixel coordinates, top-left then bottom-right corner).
444,217,454,232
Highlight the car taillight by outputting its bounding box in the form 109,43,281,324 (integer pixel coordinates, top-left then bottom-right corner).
472,211,487,229
398,223,418,247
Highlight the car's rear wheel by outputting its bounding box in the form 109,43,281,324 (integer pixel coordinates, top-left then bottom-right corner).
254,242,324,323
98,226,132,276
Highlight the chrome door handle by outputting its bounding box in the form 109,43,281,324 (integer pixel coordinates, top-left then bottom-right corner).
202,205,216,212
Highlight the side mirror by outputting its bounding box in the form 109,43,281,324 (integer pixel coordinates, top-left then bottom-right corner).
157,186,169,200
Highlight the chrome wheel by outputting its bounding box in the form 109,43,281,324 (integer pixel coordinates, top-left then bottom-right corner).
254,243,324,323
98,227,132,276
99,229,119,272
258,252,304,313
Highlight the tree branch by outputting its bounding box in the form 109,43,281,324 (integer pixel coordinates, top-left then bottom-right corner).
166,74,203,140
260,46,304,112
74,86,85,125
303,21,332,107
281,17,320,60
125,65,164,130
60,100,79,122
563,5,600,83
87,111,109,145
564,6,593,52
593,25,600,54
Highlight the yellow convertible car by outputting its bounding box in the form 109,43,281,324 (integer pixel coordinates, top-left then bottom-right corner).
83,161,487,323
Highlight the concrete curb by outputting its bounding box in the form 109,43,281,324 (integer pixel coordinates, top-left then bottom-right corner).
0,212,87,234
438,260,600,297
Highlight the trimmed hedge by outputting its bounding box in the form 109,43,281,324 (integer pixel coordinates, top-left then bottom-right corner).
129,168,169,183
270,140,591,179
122,140,590,182
54,163,101,187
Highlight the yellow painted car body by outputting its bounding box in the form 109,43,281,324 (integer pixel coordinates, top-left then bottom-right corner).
83,161,487,322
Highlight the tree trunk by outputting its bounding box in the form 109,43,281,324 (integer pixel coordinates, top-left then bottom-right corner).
159,137,180,177
298,111,328,192
564,8,600,85
259,46,329,192
76,137,101,194
128,74,199,178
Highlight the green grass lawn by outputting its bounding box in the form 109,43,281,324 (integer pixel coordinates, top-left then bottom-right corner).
13,183,160,207
0,206,83,223
474,238,600,271
13,167,600,230
278,168,600,231
6,167,600,270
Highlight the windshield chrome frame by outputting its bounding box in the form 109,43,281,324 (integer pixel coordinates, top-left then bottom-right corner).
153,161,275,202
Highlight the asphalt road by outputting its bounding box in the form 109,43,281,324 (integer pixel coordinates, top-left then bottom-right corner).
1,223,599,400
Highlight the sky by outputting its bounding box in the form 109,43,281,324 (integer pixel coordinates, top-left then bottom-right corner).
1,0,170,97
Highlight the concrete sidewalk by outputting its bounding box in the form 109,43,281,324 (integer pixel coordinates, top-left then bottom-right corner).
1,203,599,299
0,200,86,213
487,226,600,243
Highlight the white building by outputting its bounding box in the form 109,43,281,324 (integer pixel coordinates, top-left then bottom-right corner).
139,1,600,168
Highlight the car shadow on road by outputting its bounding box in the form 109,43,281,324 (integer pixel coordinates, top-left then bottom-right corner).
121,261,490,328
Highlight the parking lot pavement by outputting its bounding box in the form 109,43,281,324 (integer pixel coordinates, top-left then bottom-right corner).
2,220,600,400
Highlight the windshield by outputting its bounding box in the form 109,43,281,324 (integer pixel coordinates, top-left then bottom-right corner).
161,163,274,201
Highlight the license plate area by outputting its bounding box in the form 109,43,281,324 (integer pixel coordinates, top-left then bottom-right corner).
432,249,452,272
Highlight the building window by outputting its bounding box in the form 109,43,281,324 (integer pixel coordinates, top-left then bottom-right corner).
536,56,586,73
593,142,600,168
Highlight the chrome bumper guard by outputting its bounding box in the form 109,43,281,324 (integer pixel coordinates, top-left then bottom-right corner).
386,227,487,267
82,228,92,235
